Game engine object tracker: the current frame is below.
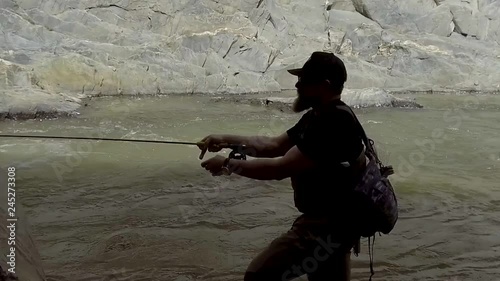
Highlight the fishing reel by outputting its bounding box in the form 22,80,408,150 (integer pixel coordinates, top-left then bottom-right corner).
228,146,247,160
220,145,248,176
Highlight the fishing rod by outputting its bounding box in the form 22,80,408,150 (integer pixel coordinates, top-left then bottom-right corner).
0,134,200,145
0,134,249,159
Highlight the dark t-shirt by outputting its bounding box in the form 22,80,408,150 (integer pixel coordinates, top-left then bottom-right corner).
286,99,364,217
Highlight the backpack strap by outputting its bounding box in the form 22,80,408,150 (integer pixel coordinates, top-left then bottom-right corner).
335,105,381,165
336,104,379,280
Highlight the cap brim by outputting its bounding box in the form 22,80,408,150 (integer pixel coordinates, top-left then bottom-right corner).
287,68,303,76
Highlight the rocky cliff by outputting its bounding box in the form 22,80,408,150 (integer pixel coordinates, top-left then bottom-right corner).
1,0,499,117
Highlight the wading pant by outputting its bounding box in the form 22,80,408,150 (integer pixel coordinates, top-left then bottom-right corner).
244,214,358,281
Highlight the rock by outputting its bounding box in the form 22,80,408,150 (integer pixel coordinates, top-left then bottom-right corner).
327,0,357,12
0,0,18,10
449,3,482,37
352,0,500,43
0,59,34,88
341,88,423,108
352,0,438,34
0,87,81,120
415,4,455,37
336,22,500,92
328,10,380,32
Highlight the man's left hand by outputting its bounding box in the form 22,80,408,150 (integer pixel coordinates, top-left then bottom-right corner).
201,155,227,176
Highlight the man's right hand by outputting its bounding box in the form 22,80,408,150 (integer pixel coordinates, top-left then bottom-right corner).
197,134,228,159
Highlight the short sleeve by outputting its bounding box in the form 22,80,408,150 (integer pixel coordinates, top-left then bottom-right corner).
286,111,312,144
295,110,361,163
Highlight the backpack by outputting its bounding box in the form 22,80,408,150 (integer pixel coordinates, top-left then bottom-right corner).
337,105,398,280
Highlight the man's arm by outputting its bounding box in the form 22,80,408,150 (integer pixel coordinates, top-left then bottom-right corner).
225,145,315,180
224,110,359,180
220,132,294,158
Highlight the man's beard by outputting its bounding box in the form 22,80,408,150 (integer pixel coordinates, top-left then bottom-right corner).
292,91,314,113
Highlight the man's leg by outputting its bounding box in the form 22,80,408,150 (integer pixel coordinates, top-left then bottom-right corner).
292,217,357,281
306,249,352,281
244,227,310,281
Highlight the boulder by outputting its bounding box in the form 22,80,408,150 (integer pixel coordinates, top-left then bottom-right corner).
0,87,81,120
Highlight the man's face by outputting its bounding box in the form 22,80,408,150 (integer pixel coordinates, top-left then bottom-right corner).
292,76,321,113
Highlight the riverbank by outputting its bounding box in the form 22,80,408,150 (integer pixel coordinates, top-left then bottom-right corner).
0,88,418,121
5,87,500,121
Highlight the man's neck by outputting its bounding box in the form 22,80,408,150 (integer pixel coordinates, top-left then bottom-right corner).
312,95,341,114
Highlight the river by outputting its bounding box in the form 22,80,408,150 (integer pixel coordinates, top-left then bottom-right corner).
0,93,499,281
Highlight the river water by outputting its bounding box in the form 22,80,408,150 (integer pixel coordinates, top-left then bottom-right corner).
0,93,499,281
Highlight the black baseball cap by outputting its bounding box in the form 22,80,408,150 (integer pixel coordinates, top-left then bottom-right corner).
287,51,347,87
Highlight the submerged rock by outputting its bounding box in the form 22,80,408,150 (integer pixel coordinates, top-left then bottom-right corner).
341,88,423,108
211,88,423,112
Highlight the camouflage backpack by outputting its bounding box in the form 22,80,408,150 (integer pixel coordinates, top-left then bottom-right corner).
337,105,398,237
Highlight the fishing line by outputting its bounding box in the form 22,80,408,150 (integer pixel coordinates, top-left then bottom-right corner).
0,134,199,145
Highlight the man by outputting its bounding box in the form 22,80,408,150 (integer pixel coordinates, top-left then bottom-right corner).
198,51,366,281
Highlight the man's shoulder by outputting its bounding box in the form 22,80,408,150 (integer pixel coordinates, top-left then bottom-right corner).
322,101,355,121
296,109,315,122
328,99,350,112
297,101,354,125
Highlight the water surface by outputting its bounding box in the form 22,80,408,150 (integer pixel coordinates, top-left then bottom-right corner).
0,93,499,281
